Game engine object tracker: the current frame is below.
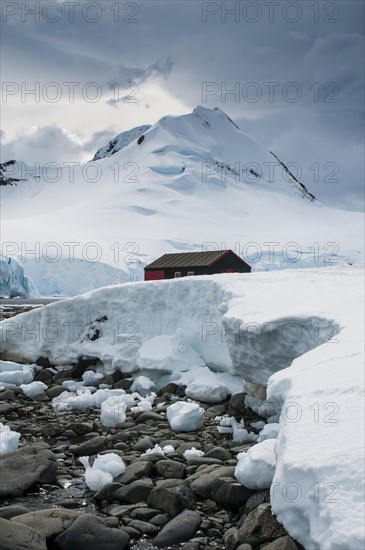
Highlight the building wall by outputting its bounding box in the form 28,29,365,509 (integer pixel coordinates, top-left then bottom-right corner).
145,253,251,280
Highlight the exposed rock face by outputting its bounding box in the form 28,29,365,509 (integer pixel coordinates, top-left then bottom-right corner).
0,446,58,498
0,517,47,550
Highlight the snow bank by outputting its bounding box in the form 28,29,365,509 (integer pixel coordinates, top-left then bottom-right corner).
235,439,276,489
167,401,204,432
0,423,21,455
257,423,280,443
0,255,38,298
79,453,126,490
1,267,364,549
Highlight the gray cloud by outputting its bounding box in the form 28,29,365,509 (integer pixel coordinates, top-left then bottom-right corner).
1,0,363,210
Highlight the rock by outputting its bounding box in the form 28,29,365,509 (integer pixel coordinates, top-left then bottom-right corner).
93,482,122,501
118,460,153,484
114,479,154,504
0,402,17,415
0,505,31,520
0,517,47,550
244,490,270,514
128,519,158,535
229,392,247,414
130,507,160,521
224,527,240,550
236,545,253,550
263,536,299,549
135,411,164,423
187,456,224,466
159,383,178,396
11,508,80,538
238,504,287,543
113,379,133,390
46,385,66,398
0,389,16,400
150,514,169,526
34,369,52,383
204,446,231,461
148,484,195,518
67,422,93,435
154,510,201,547
155,459,186,479
55,513,129,550
213,477,253,511
188,466,235,498
0,446,57,498
72,436,108,456
133,436,154,452
43,423,62,438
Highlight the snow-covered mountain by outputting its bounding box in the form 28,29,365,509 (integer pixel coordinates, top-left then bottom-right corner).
1,106,363,295
92,124,151,161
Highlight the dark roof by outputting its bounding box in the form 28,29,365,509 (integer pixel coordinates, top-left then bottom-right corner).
145,249,250,269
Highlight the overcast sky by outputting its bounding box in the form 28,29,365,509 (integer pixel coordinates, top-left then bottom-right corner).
1,0,364,210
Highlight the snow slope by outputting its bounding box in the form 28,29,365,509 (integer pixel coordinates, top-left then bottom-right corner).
1,266,363,549
1,107,363,296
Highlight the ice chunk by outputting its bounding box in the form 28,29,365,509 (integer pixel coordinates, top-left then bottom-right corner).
0,423,21,454
100,395,127,427
20,381,47,398
0,360,35,386
141,444,176,457
185,367,228,403
235,439,276,489
183,447,205,460
82,370,104,386
257,423,280,443
130,375,156,397
167,401,204,432
79,453,125,491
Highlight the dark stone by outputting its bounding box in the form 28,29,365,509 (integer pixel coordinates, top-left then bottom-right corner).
148,484,195,518
213,477,253,511
72,357,98,379
155,459,186,479
118,461,153,484
93,482,123,501
35,357,52,368
244,490,270,514
114,479,154,504
238,504,287,543
0,447,58,498
159,383,179,396
263,536,299,550
66,422,93,436
72,436,108,456
0,505,31,520
153,510,201,547
204,446,231,461
113,379,133,390
55,513,129,550
0,517,47,550
133,436,154,452
224,527,240,550
46,385,65,399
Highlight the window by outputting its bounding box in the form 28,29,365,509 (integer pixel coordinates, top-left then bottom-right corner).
187,271,195,276
174,272,181,278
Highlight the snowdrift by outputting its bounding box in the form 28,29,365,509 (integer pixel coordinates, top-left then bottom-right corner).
0,267,364,549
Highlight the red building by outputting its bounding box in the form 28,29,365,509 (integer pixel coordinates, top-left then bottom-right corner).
144,249,251,281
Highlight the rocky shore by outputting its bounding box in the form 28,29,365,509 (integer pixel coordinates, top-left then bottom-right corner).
0,356,303,550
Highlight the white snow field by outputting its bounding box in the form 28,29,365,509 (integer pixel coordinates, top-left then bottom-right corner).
1,106,363,296
0,266,363,549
